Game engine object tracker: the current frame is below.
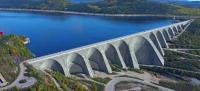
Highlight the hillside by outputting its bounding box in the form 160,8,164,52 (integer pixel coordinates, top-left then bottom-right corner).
0,35,33,83
67,0,175,14
0,0,69,10
67,0,200,15
150,0,200,8
172,1,200,8
0,0,200,15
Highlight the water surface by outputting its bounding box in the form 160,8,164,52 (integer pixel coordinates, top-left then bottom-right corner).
0,11,173,56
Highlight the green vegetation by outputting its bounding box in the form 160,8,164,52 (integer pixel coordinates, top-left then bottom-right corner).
92,77,111,84
51,71,87,91
164,50,200,71
0,0,200,16
68,0,176,14
185,50,200,56
128,67,144,73
175,5,200,15
164,19,200,72
1,1,200,91
67,0,200,15
110,64,123,72
173,19,200,48
9,63,105,91
0,35,33,82
159,80,200,91
49,71,104,91
143,19,200,91
141,66,200,80
0,0,70,10
164,50,199,59
80,79,105,91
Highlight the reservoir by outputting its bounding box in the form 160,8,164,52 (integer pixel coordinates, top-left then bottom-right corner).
0,11,173,57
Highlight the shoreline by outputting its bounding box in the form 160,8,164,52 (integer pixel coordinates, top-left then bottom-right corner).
0,8,174,17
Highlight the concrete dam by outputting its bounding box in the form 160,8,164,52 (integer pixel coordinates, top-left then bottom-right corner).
27,20,193,77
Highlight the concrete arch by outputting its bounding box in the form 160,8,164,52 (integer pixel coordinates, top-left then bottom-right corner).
132,36,163,65
176,26,181,33
87,48,109,73
156,31,168,48
118,41,133,67
181,24,185,30
168,28,175,39
40,59,65,75
68,53,90,76
105,44,122,67
162,29,171,41
173,26,178,35
149,33,164,56
177,25,182,32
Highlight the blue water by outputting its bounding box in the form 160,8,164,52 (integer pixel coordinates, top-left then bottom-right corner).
0,11,173,57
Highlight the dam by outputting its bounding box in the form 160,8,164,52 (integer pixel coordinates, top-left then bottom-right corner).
27,20,193,77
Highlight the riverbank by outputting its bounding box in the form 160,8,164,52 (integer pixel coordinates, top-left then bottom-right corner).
0,8,175,17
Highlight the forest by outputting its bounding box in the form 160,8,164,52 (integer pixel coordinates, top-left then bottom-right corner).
0,0,200,15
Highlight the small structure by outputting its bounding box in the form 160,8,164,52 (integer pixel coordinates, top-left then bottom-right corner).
172,16,181,23
23,37,30,45
0,73,8,87
0,32,4,36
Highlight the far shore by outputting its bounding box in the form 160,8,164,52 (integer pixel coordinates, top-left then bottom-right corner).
0,8,175,17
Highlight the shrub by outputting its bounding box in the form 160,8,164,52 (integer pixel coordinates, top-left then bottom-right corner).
92,77,111,84
19,79,27,84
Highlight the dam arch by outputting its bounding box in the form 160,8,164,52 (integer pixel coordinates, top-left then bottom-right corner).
149,33,163,55
132,36,163,65
156,31,167,48
68,53,90,76
168,28,175,39
173,26,178,35
178,25,182,32
181,24,185,30
40,59,65,75
118,40,133,67
87,48,109,73
162,29,171,41
105,44,123,68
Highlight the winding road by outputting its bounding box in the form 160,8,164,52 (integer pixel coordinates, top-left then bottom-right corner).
0,62,36,90
105,77,174,91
